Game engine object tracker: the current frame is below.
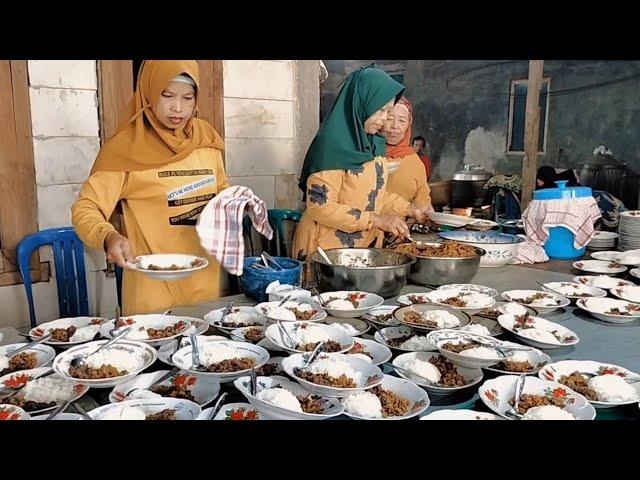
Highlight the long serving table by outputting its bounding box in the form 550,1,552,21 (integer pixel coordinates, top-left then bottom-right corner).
168,264,640,420
2,264,639,419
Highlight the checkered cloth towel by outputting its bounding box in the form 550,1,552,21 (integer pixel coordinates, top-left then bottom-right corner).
512,241,549,264
196,186,273,276
522,197,602,249
512,197,601,264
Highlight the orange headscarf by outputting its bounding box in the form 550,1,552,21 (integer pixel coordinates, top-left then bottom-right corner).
386,96,416,159
91,60,224,173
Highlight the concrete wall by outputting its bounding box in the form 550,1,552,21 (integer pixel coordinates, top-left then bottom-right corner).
322,60,640,184
0,60,320,329
224,60,319,211
0,60,117,330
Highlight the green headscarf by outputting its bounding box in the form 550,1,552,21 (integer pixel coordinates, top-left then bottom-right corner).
299,64,405,194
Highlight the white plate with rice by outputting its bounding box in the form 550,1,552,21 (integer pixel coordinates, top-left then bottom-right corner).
0,367,89,415
282,352,383,398
171,340,269,383
29,317,107,348
234,374,344,420
100,314,193,347
539,360,640,409
373,326,437,352
341,374,430,420
205,306,267,331
89,397,201,420
52,339,157,388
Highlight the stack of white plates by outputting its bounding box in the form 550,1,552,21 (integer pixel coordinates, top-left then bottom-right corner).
618,211,640,251
587,231,618,251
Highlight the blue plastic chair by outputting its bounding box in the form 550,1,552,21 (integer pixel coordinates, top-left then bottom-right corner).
17,227,89,328
267,209,302,257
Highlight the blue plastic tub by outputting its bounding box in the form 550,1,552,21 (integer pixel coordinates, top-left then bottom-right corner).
533,181,593,260
240,256,302,302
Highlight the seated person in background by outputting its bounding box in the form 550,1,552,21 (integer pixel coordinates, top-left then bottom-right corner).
537,165,580,189
536,165,557,189
412,135,433,180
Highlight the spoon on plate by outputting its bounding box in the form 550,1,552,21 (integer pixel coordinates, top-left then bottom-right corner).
300,341,326,371
504,374,526,420
276,321,296,349
392,363,437,386
208,392,228,420
3,333,53,357
189,333,209,372
69,327,132,369
311,287,327,307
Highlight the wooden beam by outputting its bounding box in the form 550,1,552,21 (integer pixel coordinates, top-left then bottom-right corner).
0,61,40,276
97,61,134,238
212,60,225,142
521,60,545,207
98,61,134,142
196,60,225,163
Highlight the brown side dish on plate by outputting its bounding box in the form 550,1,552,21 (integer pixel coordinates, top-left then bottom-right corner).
146,320,188,340
403,311,438,328
441,341,481,354
429,355,468,387
480,308,501,319
294,369,356,388
408,295,428,304
3,397,56,412
146,408,177,420
69,364,128,379
255,363,283,376
385,334,416,348
605,306,639,316
347,342,373,359
151,384,196,402
0,352,39,376
243,328,265,344
51,326,77,342
288,307,318,321
392,241,477,258
509,394,566,414
296,394,326,414
207,357,256,373
297,340,343,353
144,259,206,271
495,359,536,373
371,385,411,417
222,320,262,328
440,297,467,308
511,293,560,305
558,372,598,401
371,313,393,324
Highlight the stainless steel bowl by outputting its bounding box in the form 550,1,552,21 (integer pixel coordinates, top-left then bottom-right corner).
404,242,486,286
309,248,416,298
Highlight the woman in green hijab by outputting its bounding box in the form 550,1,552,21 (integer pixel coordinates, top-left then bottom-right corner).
293,65,431,260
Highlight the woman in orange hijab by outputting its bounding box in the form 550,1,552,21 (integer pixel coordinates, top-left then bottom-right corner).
72,60,229,315
382,96,433,208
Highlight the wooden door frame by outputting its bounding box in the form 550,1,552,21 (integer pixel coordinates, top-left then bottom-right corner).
0,60,48,286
